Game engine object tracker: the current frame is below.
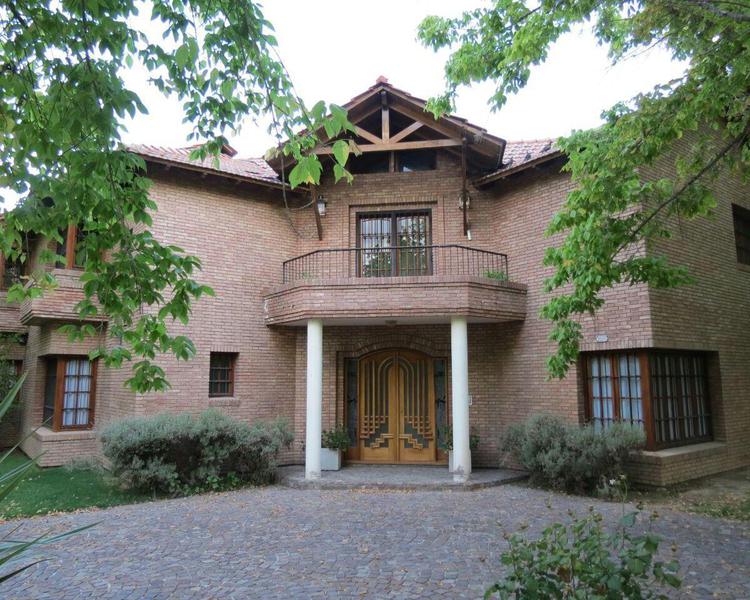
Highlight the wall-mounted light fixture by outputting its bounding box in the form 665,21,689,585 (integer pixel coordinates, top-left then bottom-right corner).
316,195,327,217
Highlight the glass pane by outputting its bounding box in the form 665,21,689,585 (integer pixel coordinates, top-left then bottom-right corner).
360,216,392,277
650,352,711,446
209,353,235,397
588,356,613,431
618,354,643,429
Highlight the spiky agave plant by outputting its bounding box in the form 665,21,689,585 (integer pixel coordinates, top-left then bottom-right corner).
0,373,96,583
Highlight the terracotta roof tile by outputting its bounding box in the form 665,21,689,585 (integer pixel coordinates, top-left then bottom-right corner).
499,139,558,171
471,138,562,186
126,144,281,185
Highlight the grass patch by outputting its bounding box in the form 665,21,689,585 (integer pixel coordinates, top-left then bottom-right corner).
0,450,154,519
687,494,750,521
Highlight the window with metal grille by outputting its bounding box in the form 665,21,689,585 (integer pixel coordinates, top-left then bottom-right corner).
650,353,711,447
43,356,96,430
732,204,750,265
209,352,236,397
583,350,711,450
357,211,431,277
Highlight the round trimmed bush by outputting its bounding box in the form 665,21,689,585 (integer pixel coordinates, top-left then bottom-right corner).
101,410,293,495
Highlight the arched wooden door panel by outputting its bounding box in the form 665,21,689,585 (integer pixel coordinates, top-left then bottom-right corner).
358,349,436,463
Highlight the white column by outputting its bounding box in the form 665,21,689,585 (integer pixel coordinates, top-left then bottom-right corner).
451,316,471,482
305,319,323,480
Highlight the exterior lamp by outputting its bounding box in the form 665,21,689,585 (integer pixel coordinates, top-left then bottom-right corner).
316,195,327,217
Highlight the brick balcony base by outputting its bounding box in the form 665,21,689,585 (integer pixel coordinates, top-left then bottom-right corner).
263,275,527,326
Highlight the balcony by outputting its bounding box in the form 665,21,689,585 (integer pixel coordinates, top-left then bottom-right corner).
264,245,527,326
20,269,108,326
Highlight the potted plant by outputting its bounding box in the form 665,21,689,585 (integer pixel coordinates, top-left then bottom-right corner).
321,425,350,471
439,424,480,473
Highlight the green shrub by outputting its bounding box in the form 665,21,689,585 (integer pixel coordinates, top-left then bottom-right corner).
501,414,645,494
483,270,508,281
101,410,293,495
485,506,681,599
321,425,350,450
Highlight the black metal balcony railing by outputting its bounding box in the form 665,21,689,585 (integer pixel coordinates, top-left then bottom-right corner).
282,245,509,284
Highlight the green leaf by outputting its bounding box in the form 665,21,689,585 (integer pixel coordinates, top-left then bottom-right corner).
332,140,350,166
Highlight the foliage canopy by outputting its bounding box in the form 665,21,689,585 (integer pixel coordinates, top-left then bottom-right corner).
419,0,750,376
0,0,351,391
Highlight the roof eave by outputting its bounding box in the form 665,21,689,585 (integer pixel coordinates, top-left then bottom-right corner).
472,151,565,188
132,152,295,192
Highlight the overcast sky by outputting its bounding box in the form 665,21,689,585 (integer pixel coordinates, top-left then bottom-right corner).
4,1,687,207
120,0,686,158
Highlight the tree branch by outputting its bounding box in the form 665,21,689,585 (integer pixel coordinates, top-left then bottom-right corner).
613,129,749,259
683,0,750,22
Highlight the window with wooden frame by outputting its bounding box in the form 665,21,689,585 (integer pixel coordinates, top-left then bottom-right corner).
583,350,711,450
0,254,24,290
209,352,236,397
56,224,87,269
357,211,431,277
732,204,750,265
43,356,97,430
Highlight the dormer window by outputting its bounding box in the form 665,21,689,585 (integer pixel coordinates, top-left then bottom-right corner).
349,153,390,174
397,150,436,172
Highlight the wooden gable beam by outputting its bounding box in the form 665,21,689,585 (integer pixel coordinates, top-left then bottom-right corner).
388,98,500,161
380,91,390,141
354,126,382,144
389,121,424,143
314,138,462,155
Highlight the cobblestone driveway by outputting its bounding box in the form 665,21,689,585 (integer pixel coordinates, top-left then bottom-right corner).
3,484,749,599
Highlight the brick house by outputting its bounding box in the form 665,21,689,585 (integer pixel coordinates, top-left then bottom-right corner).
2,79,749,486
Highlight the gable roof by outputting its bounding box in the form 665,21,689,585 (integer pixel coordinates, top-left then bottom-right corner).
127,83,565,191
266,77,507,173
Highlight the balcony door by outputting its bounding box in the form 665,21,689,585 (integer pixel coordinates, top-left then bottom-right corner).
358,211,431,277
358,349,437,463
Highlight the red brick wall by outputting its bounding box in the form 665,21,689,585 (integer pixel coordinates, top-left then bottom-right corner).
8,145,749,485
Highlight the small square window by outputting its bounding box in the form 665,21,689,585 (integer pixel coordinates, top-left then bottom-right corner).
209,353,236,398
732,204,750,265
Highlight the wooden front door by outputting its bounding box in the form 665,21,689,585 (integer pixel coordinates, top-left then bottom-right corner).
358,350,436,463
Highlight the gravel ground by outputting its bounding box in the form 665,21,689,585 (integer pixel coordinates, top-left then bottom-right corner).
2,484,748,599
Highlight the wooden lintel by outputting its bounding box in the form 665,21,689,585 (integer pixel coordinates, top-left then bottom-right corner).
312,189,323,241
390,121,424,143
314,138,461,155
380,91,390,142
354,126,382,144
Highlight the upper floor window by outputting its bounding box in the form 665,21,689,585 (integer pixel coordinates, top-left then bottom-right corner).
583,350,711,450
397,150,437,172
732,204,750,265
57,224,87,269
348,150,437,174
0,255,24,290
348,153,390,174
358,211,431,277
43,356,96,430
209,352,236,397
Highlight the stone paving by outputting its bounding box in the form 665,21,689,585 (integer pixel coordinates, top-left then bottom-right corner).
280,465,527,490
2,483,749,599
